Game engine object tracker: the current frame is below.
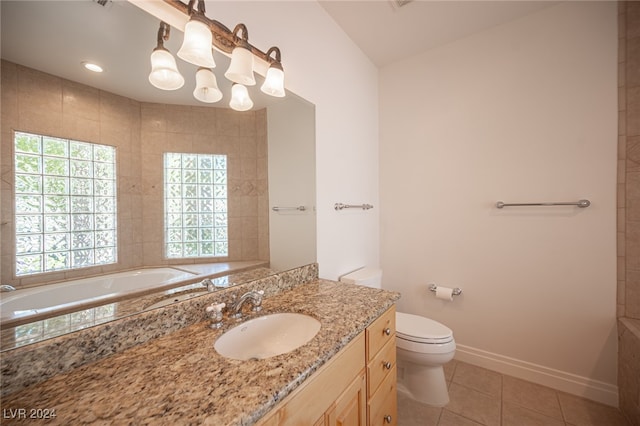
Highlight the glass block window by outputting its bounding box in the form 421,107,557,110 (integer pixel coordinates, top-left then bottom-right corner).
14,132,117,276
164,153,228,258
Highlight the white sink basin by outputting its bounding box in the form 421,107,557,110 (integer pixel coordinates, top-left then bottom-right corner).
214,313,321,360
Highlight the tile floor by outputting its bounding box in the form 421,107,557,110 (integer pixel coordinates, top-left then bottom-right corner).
397,360,633,426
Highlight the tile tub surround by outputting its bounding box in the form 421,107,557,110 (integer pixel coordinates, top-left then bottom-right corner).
619,318,640,425
1,279,400,425
0,263,318,397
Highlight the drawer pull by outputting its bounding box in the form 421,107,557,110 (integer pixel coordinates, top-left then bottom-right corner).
383,361,392,370
384,415,392,423
384,328,391,336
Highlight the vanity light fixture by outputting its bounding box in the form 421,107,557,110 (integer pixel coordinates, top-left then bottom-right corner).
177,0,215,68
193,67,222,103
260,47,285,98
147,0,286,111
229,83,253,111
224,24,255,86
149,21,185,90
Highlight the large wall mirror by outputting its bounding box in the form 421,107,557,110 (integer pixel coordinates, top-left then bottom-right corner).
0,0,316,348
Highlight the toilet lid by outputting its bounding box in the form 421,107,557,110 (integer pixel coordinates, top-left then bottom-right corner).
396,312,453,344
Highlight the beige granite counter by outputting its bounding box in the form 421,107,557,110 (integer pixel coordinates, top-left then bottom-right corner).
1,279,400,425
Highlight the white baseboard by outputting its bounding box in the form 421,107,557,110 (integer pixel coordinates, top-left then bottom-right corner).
454,344,619,407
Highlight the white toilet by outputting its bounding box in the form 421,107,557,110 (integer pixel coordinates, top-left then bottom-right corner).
340,267,456,407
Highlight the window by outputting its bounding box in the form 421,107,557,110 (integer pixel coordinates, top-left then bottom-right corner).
14,132,117,276
164,153,228,258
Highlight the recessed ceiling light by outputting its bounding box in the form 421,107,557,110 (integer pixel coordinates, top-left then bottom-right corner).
82,62,103,73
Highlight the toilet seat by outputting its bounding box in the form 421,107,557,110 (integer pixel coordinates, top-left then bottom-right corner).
396,312,454,344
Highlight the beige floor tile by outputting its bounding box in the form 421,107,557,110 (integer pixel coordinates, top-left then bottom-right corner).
446,383,501,426
502,401,565,426
502,375,563,420
438,410,485,426
451,362,502,398
397,391,443,426
558,392,631,426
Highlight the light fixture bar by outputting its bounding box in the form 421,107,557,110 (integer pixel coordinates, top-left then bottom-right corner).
163,0,283,70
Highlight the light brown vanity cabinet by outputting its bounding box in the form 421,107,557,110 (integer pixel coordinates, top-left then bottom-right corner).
257,306,397,426
257,333,366,426
365,306,397,426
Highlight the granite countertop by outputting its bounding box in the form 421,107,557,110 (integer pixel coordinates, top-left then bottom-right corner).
2,280,400,425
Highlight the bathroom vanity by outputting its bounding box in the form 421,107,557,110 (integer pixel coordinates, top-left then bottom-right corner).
257,306,397,426
1,273,399,425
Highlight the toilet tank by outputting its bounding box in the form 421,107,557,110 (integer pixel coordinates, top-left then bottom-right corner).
339,268,382,289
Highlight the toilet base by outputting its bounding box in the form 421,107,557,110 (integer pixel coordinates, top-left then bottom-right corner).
397,360,450,407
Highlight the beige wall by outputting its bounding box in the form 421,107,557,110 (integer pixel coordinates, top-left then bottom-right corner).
380,1,618,405
0,61,268,288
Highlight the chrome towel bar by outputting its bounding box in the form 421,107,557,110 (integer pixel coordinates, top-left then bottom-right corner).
334,203,374,211
496,199,590,209
272,206,306,212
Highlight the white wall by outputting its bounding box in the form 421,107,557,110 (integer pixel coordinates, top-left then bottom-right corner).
380,2,618,404
267,96,317,271
207,2,380,280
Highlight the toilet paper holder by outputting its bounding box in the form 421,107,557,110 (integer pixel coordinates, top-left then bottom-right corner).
428,283,463,297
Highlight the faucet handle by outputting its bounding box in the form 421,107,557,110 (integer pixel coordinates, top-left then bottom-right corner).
252,290,265,312
206,302,226,329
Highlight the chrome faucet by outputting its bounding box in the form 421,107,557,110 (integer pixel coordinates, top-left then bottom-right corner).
201,278,216,292
0,284,16,292
230,290,264,319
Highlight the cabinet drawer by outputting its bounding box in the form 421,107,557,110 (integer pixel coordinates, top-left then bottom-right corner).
366,306,396,362
368,366,397,426
367,337,396,398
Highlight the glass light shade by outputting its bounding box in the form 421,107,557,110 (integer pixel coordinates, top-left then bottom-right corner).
177,18,216,68
229,84,253,111
225,46,255,86
149,48,185,91
193,68,222,103
260,66,285,97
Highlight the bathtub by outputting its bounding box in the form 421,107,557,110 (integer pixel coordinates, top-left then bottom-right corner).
0,268,200,325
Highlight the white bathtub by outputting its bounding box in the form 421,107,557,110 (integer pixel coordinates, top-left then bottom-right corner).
0,268,199,324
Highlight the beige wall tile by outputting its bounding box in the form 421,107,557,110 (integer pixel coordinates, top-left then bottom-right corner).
628,136,640,172
62,80,100,122
627,221,640,271
140,103,167,132
627,269,640,319
216,109,241,136
190,106,217,136
627,37,640,88
626,171,640,221
61,115,100,143
628,86,640,136
628,1,640,38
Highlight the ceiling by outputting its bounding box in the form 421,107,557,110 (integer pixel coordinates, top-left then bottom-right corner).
1,1,558,107
319,0,558,67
